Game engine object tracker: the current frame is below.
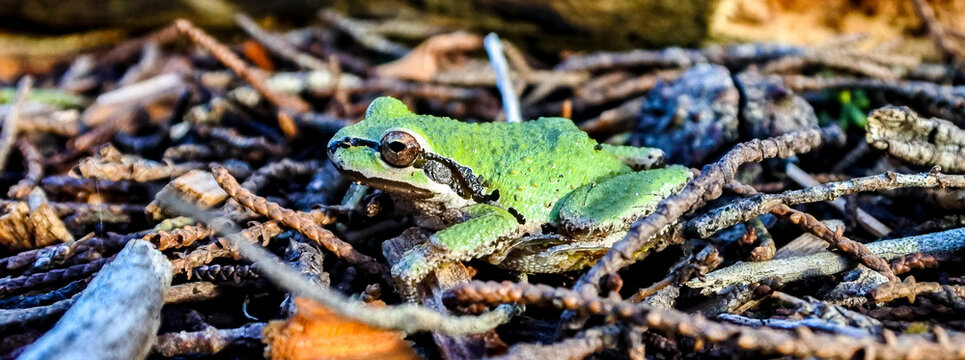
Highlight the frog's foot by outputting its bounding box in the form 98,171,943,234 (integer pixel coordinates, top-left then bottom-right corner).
391,242,449,295
392,204,519,294
490,234,612,273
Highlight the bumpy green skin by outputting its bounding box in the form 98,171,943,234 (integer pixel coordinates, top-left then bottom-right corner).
331,97,632,224
597,144,665,170
559,170,691,236
432,204,518,254
328,97,690,288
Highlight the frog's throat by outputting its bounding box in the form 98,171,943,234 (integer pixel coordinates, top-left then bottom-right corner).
336,168,435,200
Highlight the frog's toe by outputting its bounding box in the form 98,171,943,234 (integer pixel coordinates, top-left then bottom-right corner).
391,245,443,288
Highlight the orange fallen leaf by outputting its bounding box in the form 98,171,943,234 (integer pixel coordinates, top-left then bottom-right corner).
377,32,482,82
243,40,276,71
264,297,421,360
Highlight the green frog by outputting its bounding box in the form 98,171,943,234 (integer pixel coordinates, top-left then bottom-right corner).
327,97,691,289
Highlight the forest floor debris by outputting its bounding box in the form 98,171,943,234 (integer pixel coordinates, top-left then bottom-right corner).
0,6,964,360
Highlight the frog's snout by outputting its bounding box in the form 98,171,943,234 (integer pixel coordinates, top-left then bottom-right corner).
327,138,346,157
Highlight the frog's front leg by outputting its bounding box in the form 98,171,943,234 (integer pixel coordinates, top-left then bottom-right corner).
392,204,519,289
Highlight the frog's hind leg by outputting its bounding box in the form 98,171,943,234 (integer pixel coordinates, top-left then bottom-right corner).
490,233,614,273
598,143,665,170
557,166,691,242
391,204,519,289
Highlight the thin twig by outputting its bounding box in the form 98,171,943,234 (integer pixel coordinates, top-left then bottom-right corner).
211,166,389,280
687,227,965,294
144,224,216,251
0,278,88,309
782,75,965,124
689,170,965,238
0,258,112,296
890,252,940,275
484,33,521,123
157,195,519,335
0,77,32,172
169,221,281,277
449,280,965,359
491,325,620,360
174,19,309,137
0,297,74,328
871,276,965,306
563,129,824,331
317,10,409,58
235,13,328,71
771,204,898,282
163,281,222,304
787,163,891,237
8,139,43,199
912,0,965,65
628,245,721,302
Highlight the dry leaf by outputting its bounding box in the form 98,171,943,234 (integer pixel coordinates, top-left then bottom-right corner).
377,32,482,82
77,144,199,182
0,187,74,251
0,202,34,251
264,297,420,360
146,170,228,220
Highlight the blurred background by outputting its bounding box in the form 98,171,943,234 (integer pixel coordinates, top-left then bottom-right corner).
0,0,962,81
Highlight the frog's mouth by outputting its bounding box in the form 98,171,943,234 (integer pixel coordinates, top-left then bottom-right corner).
328,138,435,200
334,167,435,200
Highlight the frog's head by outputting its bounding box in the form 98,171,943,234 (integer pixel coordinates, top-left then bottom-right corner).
327,97,472,207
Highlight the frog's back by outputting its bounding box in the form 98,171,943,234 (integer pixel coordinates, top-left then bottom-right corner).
427,117,631,223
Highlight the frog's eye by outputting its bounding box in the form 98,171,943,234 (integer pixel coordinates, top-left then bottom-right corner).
380,131,421,167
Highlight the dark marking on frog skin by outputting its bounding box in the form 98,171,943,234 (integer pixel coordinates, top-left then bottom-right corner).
329,136,499,204
327,137,379,155
420,152,499,204
423,160,454,185
507,207,526,224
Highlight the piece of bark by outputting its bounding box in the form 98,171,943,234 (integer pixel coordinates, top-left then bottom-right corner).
866,106,965,173
163,281,222,304
0,298,74,329
17,239,173,360
279,237,329,316
154,323,267,357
